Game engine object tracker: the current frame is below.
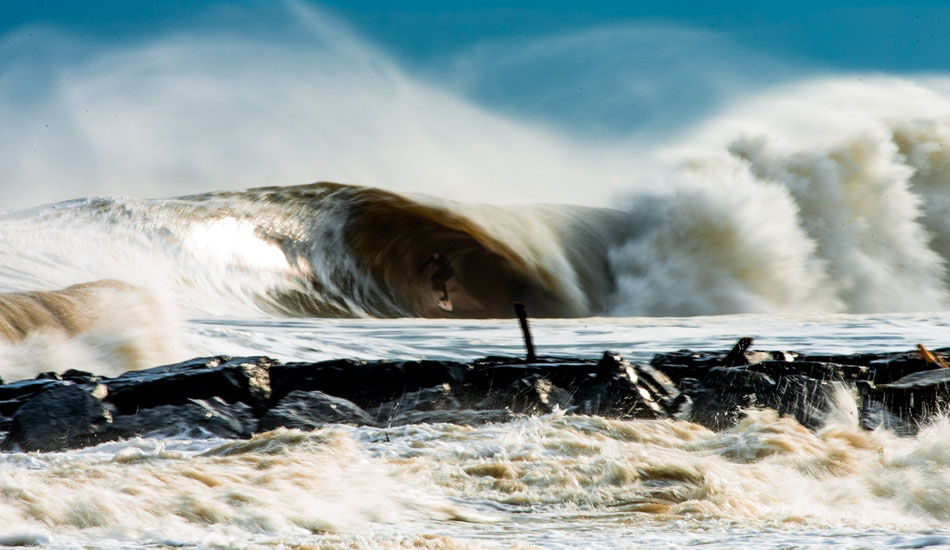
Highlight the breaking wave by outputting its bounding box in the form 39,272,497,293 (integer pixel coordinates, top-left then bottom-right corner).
2,78,950,319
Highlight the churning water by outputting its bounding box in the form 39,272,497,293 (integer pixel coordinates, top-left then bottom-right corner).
0,315,947,549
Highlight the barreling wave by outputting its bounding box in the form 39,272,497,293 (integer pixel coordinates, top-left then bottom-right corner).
31,182,627,319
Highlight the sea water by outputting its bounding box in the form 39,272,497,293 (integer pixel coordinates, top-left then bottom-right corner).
2,314,950,550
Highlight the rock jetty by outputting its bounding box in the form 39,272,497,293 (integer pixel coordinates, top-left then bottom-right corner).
1,341,948,452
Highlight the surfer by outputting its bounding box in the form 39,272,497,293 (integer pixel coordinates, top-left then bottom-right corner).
419,249,455,302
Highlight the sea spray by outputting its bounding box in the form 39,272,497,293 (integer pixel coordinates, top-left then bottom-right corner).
0,280,182,381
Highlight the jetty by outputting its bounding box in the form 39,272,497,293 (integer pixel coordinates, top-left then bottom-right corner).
0,338,948,452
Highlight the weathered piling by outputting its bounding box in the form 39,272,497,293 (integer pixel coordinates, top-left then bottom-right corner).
514,302,537,362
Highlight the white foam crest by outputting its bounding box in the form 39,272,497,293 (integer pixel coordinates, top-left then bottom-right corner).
0,274,187,381
731,130,946,312
608,159,836,315
609,77,950,315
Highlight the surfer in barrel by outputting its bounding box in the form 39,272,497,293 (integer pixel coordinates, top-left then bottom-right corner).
419,249,455,303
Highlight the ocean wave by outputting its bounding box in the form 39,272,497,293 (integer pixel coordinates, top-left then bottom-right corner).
3,79,950,318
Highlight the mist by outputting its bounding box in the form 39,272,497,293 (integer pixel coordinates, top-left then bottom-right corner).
0,1,811,211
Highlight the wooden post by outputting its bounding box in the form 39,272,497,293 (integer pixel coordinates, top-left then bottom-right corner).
514,302,537,362
722,337,754,367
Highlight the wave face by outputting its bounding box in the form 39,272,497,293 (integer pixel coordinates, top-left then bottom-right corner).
0,183,626,319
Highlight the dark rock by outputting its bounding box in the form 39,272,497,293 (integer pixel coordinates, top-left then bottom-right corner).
60,369,99,383
475,374,573,414
798,352,891,366
651,348,799,383
268,359,469,409
258,390,374,432
764,375,845,431
651,349,724,372
104,356,274,414
104,397,257,440
469,361,600,390
1,384,111,452
866,352,942,385
7,345,950,453
859,368,950,435
681,365,844,431
625,360,684,417
569,352,684,419
722,336,754,367
856,380,910,434
370,384,461,423
0,379,71,416
678,367,775,431
745,361,843,381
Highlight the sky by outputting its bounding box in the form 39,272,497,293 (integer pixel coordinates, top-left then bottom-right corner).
7,1,950,69
1,1,949,207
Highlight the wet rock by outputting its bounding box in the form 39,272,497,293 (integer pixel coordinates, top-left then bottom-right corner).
105,397,257,440
5,344,950,453
60,369,100,383
258,390,374,431
680,367,776,431
474,374,573,414
677,365,841,432
651,348,799,383
0,379,71,416
268,359,469,409
104,356,274,414
1,384,111,452
764,375,845,431
370,384,461,423
745,361,846,381
468,359,599,390
793,350,949,384
797,352,891,367
859,368,950,435
865,352,943,385
570,352,684,419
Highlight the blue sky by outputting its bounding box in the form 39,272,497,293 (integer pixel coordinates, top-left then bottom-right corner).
5,1,949,136
6,1,950,69
2,1,949,206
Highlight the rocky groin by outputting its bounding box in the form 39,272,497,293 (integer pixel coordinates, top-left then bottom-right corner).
1,341,949,452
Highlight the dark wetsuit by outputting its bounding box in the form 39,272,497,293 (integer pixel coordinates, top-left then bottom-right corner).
419,254,455,300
